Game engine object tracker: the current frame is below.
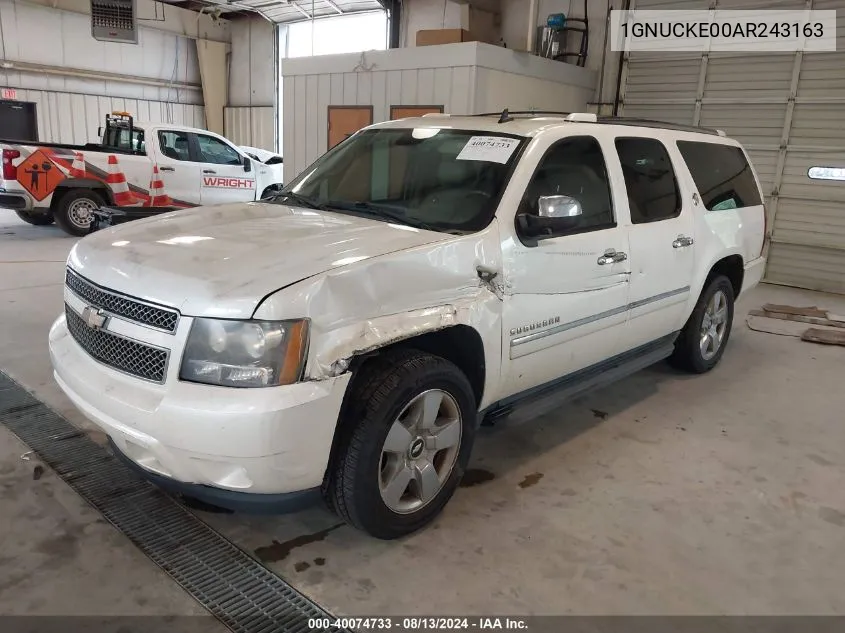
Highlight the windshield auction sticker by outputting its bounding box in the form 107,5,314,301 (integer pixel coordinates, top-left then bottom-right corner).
456,136,520,164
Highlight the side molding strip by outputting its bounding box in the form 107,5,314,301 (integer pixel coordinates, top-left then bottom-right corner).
511,286,690,348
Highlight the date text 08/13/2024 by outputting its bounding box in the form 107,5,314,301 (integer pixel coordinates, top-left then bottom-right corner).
307,617,529,630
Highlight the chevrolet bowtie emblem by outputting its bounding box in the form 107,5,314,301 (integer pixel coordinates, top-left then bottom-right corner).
81,305,108,330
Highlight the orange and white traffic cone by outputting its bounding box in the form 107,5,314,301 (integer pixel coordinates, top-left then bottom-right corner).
106,155,139,206
70,152,86,178
146,164,173,207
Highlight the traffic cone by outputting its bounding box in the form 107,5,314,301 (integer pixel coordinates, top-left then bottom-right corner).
146,164,173,207
105,155,139,206
70,152,86,178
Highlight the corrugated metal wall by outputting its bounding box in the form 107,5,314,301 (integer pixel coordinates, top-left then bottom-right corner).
224,106,276,151
282,65,476,181
618,0,845,294
282,44,596,183
3,89,205,145
0,0,205,144
474,68,595,114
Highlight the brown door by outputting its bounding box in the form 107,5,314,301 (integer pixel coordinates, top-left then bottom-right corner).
390,106,444,120
327,106,373,150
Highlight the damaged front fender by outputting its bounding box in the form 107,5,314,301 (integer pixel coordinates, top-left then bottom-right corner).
253,227,505,402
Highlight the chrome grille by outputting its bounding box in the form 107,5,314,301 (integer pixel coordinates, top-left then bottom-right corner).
65,305,169,383
66,269,179,332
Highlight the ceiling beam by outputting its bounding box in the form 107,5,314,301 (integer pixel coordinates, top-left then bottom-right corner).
291,2,312,19
325,0,344,14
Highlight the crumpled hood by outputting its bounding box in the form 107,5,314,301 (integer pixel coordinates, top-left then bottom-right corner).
68,202,450,318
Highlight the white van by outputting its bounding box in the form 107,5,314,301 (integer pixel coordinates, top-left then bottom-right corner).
49,112,767,539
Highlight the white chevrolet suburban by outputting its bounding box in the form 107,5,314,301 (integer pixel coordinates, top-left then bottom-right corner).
49,112,767,539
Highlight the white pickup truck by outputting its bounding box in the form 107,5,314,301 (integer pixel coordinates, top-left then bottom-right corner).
49,112,767,539
1,112,284,236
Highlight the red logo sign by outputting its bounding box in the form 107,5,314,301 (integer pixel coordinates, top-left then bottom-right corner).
1,88,17,100
202,176,255,190
17,150,64,201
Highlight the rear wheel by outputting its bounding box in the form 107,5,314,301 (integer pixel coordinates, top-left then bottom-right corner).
54,189,105,237
14,209,54,226
670,275,735,373
325,349,476,539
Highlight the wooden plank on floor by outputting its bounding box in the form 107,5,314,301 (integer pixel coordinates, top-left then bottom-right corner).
801,328,845,346
762,304,829,318
748,309,845,329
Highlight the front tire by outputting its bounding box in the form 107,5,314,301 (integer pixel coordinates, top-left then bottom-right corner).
670,275,735,373
15,209,54,225
54,189,105,237
325,349,476,539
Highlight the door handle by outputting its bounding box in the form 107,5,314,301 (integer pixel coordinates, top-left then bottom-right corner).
159,166,175,172
203,169,216,174
597,249,628,265
672,235,695,248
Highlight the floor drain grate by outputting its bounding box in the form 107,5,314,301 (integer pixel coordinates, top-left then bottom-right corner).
0,371,351,633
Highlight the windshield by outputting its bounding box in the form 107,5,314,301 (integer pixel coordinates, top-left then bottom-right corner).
277,128,526,233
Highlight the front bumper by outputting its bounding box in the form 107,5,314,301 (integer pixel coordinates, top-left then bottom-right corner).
109,438,322,513
49,311,351,504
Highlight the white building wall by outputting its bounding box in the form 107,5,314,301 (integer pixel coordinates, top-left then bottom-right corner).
475,68,593,113
282,44,482,182
400,0,619,107
281,41,596,182
0,0,212,143
226,15,277,151
228,16,276,108
224,106,275,151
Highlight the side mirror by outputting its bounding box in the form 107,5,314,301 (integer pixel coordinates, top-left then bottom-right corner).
243,155,252,172
516,195,583,241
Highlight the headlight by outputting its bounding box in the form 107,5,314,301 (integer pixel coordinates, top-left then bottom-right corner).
180,318,309,388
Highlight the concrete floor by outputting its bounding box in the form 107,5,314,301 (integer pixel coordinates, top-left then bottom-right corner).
1,213,844,616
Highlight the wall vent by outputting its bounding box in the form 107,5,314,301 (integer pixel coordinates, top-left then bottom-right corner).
91,0,138,44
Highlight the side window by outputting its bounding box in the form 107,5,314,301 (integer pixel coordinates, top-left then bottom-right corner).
520,136,615,234
158,131,191,162
615,137,681,224
677,141,763,210
196,134,243,166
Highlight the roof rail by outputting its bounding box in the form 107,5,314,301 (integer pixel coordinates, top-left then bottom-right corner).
464,110,723,136
421,112,450,117
470,111,572,118
596,116,721,136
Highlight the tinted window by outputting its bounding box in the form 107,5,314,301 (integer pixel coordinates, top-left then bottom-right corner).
196,134,243,165
677,141,763,210
520,136,614,234
158,131,191,162
615,138,680,223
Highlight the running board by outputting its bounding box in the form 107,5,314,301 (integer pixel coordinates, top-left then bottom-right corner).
480,332,679,425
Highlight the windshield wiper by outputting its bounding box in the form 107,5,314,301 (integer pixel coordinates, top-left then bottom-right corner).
266,191,326,210
325,200,441,232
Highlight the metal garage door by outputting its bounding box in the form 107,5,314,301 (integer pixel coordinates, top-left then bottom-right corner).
618,0,845,294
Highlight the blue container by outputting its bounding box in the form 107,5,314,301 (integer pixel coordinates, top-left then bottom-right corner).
547,13,566,28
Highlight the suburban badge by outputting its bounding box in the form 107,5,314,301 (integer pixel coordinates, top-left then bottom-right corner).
510,316,561,337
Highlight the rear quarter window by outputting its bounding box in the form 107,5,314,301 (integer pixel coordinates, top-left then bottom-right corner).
677,141,762,210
